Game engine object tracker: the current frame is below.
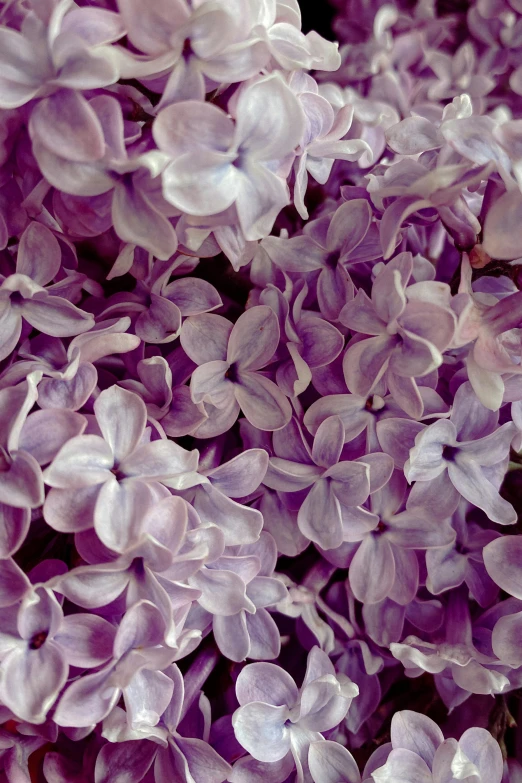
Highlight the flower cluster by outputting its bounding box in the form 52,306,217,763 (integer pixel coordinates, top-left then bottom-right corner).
0,0,521,781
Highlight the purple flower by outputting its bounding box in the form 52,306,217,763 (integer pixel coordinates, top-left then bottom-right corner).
0,223,94,362
0,586,115,724
42,384,199,542
181,306,291,434
153,74,305,241
232,647,358,769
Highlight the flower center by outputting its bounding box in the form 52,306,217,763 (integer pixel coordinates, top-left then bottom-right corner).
29,631,48,650
442,445,459,462
225,363,239,383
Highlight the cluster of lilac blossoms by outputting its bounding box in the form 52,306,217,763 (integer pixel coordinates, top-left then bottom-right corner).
1,0,522,780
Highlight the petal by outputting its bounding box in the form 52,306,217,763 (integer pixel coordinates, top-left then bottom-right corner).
236,662,298,707
153,100,234,159
232,702,291,762
0,503,30,558
376,419,425,468
227,306,280,371
0,557,30,607
22,295,94,337
193,485,263,545
483,537,522,598
235,162,290,242
29,89,105,162
206,449,269,497
161,151,238,216
55,613,115,668
43,435,113,488
43,484,102,533
458,727,503,782
0,643,68,724
234,74,304,162
213,612,251,662
386,117,442,155
18,410,86,466
343,336,394,396
163,278,222,316
308,741,361,783
349,536,395,604
263,458,322,492
120,439,198,484
16,223,61,286
58,564,130,609
180,313,232,364
245,609,282,660
54,665,119,727
326,199,372,255
448,459,517,525
38,363,98,411
112,180,178,261
0,450,44,508
390,710,443,766
372,748,432,783
190,568,253,616
94,386,146,465
95,741,157,783
298,480,343,550
312,416,344,469
175,736,232,783
482,187,522,261
491,611,522,666
235,371,292,431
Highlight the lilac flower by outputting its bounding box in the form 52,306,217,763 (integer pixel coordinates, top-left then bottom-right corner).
188,533,287,662
232,647,358,774
0,317,140,410
262,198,375,322
340,252,456,418
263,415,393,550
426,500,501,607
405,418,517,525
0,371,44,514
42,384,199,542
96,662,232,783
54,600,175,729
153,74,305,241
0,586,115,724
259,278,344,398
30,94,179,260
180,306,291,434
117,0,269,104
0,222,94,361
56,495,203,649
289,72,371,219
368,709,503,783
452,254,522,410
0,1,124,109
345,470,455,605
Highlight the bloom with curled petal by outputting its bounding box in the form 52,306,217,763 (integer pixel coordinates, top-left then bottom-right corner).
232,646,358,775
368,709,503,783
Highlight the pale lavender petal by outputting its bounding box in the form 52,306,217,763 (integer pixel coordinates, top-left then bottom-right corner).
227,306,280,371
483,537,522,598
232,702,290,762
